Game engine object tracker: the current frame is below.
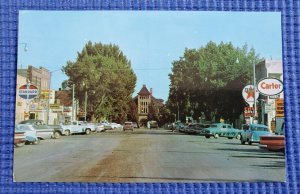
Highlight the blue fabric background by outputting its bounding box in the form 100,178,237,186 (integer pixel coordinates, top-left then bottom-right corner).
0,0,299,193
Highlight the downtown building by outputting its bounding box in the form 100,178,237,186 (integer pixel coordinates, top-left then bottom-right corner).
133,84,164,125
255,59,284,131
15,66,72,124
16,66,51,123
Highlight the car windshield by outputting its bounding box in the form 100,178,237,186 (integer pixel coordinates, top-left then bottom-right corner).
252,126,269,131
211,125,218,128
18,125,31,131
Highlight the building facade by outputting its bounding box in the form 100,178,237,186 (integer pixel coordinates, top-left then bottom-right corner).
16,66,52,123
134,84,164,124
255,59,284,131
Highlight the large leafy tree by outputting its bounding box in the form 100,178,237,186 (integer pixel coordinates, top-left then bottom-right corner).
63,41,136,122
168,41,261,123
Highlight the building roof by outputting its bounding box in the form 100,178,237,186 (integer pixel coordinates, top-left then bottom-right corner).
138,84,151,96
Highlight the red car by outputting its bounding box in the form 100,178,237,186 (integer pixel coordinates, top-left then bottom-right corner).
259,135,285,152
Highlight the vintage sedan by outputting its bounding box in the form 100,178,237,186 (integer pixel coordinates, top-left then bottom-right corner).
240,124,271,145
19,119,62,139
202,123,239,139
259,135,285,152
259,122,285,152
185,123,210,135
123,122,134,131
16,124,40,145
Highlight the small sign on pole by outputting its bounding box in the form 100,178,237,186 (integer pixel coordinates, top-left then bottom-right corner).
242,85,259,105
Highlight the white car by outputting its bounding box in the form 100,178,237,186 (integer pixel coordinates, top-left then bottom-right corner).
110,123,123,129
96,124,105,132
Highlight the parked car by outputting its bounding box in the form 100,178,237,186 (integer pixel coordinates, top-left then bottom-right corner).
202,123,239,139
132,122,139,128
95,123,105,132
100,121,113,130
240,124,271,145
123,122,134,131
147,120,158,129
191,124,211,135
259,122,285,152
259,135,285,152
14,127,26,147
110,122,123,130
60,121,94,135
19,119,62,139
17,124,40,144
174,122,187,132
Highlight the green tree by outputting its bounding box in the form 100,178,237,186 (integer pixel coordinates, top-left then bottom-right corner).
168,41,261,123
147,101,159,121
63,41,137,122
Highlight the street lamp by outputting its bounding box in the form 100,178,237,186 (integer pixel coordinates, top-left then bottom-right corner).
19,42,28,52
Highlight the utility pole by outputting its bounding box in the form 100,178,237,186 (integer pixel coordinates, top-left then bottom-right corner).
253,61,257,124
84,90,87,122
72,84,75,121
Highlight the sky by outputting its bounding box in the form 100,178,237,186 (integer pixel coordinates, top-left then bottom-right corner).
18,11,282,101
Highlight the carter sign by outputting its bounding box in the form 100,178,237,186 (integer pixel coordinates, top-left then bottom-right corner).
257,78,283,96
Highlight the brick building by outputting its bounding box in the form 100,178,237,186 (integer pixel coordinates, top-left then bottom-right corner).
133,84,164,124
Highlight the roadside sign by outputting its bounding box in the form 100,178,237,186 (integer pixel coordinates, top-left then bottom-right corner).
257,77,283,96
244,107,254,117
242,85,259,105
264,104,272,113
275,99,284,117
269,94,280,99
50,104,60,109
18,83,39,100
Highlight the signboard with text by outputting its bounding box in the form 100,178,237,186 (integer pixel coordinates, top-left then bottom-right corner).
18,83,38,100
275,99,284,117
244,107,254,117
257,77,283,96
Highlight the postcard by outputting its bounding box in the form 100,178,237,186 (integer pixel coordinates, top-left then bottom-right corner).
14,11,285,182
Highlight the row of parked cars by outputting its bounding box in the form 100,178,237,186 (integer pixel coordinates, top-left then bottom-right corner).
172,121,285,153
13,119,127,147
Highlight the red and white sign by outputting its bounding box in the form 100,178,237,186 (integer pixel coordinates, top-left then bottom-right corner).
18,83,39,100
242,85,259,105
244,107,254,117
257,78,283,96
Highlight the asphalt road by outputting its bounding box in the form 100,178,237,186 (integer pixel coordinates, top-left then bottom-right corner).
14,128,285,182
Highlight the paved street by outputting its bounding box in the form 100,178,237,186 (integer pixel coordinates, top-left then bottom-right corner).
14,128,285,182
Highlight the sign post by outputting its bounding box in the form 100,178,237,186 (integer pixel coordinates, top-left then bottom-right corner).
242,85,259,124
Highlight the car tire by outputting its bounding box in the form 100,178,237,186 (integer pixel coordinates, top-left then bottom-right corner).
205,135,211,139
33,138,40,145
248,141,252,145
65,130,70,136
228,137,233,139
85,128,91,135
14,142,25,147
53,131,61,139
241,137,246,145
